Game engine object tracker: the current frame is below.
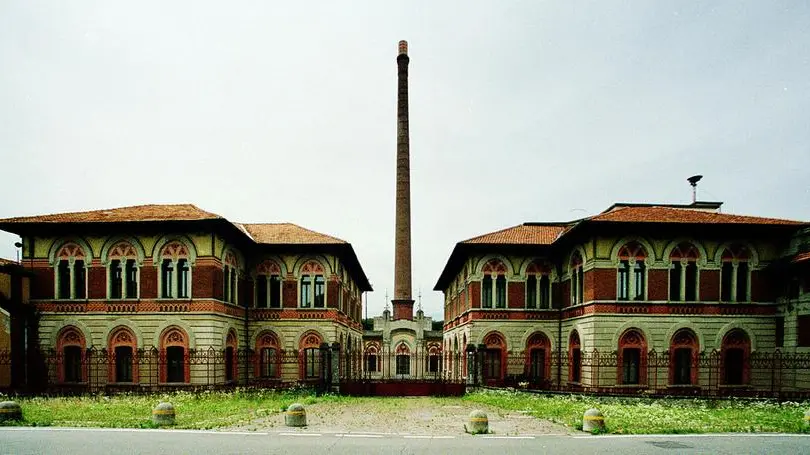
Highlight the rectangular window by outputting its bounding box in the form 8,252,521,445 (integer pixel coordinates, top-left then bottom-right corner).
775,317,784,348
724,349,744,385
177,259,189,298
721,263,734,301
670,262,682,301
526,275,537,308
365,354,378,372
58,260,71,299
314,275,325,308
166,346,185,383
737,262,749,301
73,260,85,299
396,354,410,375
110,260,123,299
482,275,492,308
260,348,277,378
673,348,692,385
269,275,281,308
798,315,810,347
483,349,501,379
540,275,550,309
161,259,174,298
223,267,230,302
529,349,545,382
633,262,645,300
622,348,640,385
428,355,440,373
305,347,320,379
115,346,133,382
495,275,506,308
125,259,137,298
571,348,581,383
229,268,236,303
64,346,82,382
300,275,311,307
685,262,697,301
256,275,268,308
618,261,630,300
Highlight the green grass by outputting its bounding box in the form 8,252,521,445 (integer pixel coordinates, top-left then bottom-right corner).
0,389,346,429
464,389,810,434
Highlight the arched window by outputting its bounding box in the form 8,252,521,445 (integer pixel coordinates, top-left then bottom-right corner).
669,329,698,386
720,246,751,302
526,261,552,309
107,242,139,299
364,344,380,373
482,332,506,382
617,329,647,385
721,329,750,385
481,259,507,309
427,343,441,374
222,250,240,305
669,243,700,301
617,242,647,301
568,330,581,383
255,331,281,379
525,332,550,385
299,331,322,380
54,243,88,300
108,326,138,383
299,261,326,308
225,330,238,382
570,252,584,305
256,260,283,309
57,326,85,383
160,327,189,383
159,242,191,299
395,343,411,376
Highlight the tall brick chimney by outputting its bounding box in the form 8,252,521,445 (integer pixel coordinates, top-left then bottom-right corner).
392,40,414,321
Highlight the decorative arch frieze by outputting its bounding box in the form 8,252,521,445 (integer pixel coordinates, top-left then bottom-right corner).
48,238,93,266
292,255,333,277
152,319,196,350
714,242,759,267
100,237,146,266
714,322,757,352
102,319,144,349
151,236,197,265
609,237,655,264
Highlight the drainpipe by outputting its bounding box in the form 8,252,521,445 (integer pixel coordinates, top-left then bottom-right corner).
556,262,563,388
243,275,250,385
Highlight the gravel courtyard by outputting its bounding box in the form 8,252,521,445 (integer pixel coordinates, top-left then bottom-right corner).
224,397,571,436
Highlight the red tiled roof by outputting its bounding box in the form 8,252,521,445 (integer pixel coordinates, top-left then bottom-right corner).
0,204,221,224
589,206,805,225
238,223,346,245
461,224,570,245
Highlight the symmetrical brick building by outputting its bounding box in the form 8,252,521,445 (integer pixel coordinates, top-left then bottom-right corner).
436,201,810,394
0,204,370,388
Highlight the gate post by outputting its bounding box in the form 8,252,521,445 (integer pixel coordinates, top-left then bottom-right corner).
330,342,341,393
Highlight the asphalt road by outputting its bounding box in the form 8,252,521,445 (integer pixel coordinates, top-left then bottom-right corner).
2,428,809,455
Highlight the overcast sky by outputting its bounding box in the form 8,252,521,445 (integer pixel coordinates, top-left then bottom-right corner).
1,1,809,319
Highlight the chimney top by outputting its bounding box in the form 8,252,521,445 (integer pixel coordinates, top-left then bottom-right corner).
398,40,408,55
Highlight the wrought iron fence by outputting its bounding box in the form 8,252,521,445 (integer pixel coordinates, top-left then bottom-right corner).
473,349,810,399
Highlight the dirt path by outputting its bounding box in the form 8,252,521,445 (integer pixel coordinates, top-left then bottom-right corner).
224,397,571,436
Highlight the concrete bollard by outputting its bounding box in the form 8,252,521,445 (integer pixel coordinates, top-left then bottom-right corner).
152,402,176,426
468,409,488,434
0,401,22,422
805,409,810,429
583,408,605,433
285,403,307,427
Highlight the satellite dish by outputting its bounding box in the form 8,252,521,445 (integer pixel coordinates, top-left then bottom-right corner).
687,175,703,186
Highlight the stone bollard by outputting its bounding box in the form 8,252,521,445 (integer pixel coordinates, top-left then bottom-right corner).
0,401,22,422
805,409,810,429
285,403,307,427
468,409,488,434
583,408,605,433
152,402,176,426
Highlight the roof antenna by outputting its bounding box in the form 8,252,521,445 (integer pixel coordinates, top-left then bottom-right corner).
687,175,703,203
384,289,389,312
417,288,423,312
